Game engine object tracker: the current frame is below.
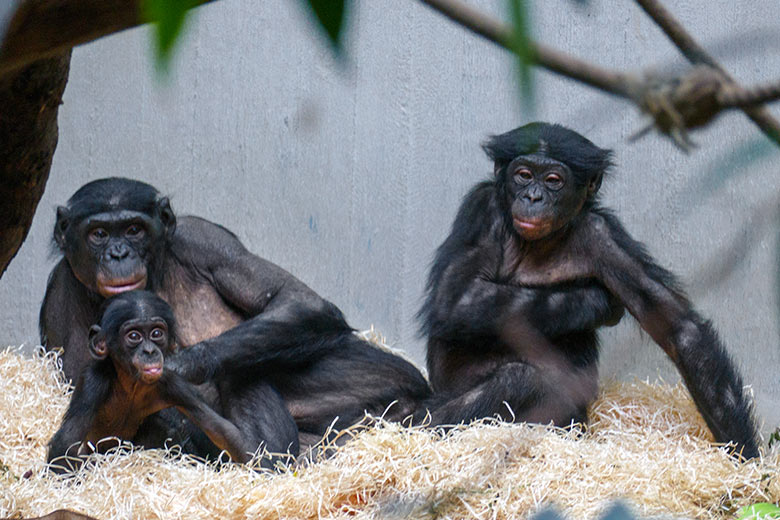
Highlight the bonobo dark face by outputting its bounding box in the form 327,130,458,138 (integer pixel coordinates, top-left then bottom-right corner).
482,123,611,242
89,291,178,385
505,153,591,241
113,317,168,384
54,178,175,299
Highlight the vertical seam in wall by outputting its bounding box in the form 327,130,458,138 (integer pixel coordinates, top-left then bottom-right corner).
399,5,416,349
347,2,361,315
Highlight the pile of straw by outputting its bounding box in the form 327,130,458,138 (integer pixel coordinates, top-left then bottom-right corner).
0,346,777,520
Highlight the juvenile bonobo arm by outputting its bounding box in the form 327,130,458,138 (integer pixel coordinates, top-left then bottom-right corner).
593,212,759,458
422,184,624,342
168,218,347,383
47,365,111,471
159,372,255,463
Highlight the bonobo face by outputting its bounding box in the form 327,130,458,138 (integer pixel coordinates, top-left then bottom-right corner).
64,210,164,298
115,317,169,384
54,178,176,299
505,154,590,241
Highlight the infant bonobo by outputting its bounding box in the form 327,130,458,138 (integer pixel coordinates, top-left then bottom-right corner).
47,291,296,472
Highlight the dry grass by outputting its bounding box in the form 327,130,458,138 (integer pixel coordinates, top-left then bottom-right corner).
0,346,777,520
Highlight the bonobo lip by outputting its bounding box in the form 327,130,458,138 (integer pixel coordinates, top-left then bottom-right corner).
140,364,163,383
98,275,147,297
513,217,551,239
513,217,540,230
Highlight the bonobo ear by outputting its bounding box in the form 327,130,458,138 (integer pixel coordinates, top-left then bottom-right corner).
587,173,604,196
88,325,108,360
54,206,70,250
157,197,177,239
493,161,505,177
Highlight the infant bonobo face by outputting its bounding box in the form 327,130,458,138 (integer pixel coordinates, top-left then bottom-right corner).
118,317,168,384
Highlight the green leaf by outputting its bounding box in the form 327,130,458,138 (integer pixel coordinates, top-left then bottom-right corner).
507,0,536,111
736,503,780,520
141,0,198,75
301,0,347,53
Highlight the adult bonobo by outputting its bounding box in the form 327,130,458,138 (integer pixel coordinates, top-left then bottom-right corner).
48,291,297,472
41,178,431,448
419,122,758,458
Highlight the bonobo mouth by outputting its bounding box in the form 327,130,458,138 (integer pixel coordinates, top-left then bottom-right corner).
513,217,551,239
140,364,163,384
97,275,147,298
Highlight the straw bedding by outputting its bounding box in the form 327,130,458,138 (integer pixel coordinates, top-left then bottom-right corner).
0,346,777,520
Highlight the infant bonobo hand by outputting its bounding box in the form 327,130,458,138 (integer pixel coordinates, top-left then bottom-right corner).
165,344,216,385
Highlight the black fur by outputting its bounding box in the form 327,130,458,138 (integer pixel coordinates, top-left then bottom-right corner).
41,178,432,454
418,122,758,458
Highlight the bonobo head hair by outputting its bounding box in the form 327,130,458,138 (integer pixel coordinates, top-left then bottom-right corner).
53,177,176,253
97,291,178,349
482,122,613,191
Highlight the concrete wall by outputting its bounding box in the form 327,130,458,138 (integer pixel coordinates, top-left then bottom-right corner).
1,0,779,431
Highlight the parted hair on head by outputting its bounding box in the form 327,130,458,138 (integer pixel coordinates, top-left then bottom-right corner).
97,291,177,344
482,122,613,180
64,177,162,223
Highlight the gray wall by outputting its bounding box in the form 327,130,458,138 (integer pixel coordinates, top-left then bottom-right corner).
2,1,779,431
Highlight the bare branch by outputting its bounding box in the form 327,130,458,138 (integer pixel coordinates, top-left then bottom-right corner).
0,0,217,77
418,0,639,100
719,79,780,109
0,52,71,277
633,0,780,144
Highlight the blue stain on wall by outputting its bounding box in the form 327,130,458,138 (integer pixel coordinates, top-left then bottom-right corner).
309,215,318,233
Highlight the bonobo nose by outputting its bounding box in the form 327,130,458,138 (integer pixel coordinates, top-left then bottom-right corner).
107,245,129,260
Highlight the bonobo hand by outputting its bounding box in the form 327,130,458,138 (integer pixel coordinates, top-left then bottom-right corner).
165,343,216,385
604,293,625,327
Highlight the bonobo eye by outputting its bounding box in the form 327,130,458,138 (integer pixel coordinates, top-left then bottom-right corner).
513,169,533,184
126,224,145,238
88,228,108,245
125,330,142,346
544,173,564,191
150,328,165,341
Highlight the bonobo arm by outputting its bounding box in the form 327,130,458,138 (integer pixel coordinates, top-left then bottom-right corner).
40,261,99,382
167,217,348,383
159,372,254,463
593,211,759,458
47,364,111,472
426,277,623,341
421,183,624,342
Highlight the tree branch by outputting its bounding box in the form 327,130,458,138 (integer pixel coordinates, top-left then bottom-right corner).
0,52,71,277
633,0,780,143
720,79,780,109
0,0,217,77
418,0,639,100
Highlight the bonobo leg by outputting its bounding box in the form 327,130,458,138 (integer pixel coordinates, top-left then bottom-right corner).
218,378,300,468
419,361,597,427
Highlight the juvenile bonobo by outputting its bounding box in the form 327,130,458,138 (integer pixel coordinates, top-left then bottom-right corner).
47,291,298,472
419,122,758,458
41,178,430,450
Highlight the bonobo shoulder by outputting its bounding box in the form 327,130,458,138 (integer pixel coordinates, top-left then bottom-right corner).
170,216,247,257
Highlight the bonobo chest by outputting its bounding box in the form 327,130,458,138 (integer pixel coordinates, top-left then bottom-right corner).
157,264,242,346
89,387,166,444
501,217,598,286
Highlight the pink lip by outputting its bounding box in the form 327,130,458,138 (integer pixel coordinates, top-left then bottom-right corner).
514,218,539,230
143,366,162,376
102,278,146,295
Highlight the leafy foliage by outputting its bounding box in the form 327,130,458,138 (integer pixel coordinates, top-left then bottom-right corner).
301,0,348,53
736,503,780,520
141,0,201,75
507,0,535,110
